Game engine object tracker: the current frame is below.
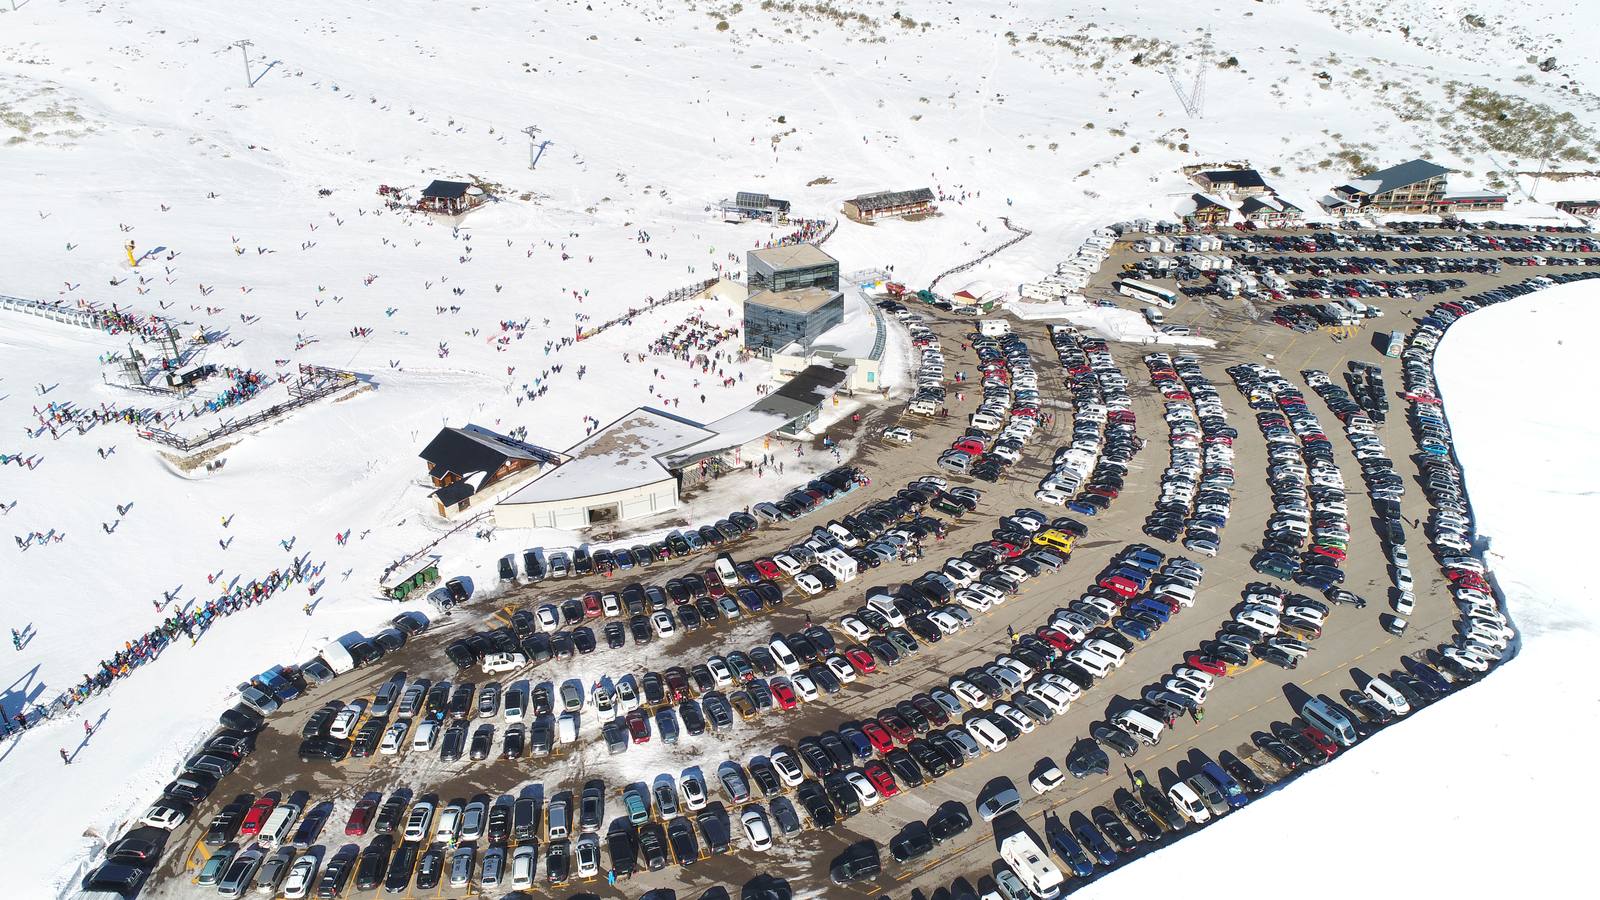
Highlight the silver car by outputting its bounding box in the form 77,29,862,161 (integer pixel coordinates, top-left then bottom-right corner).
480,847,505,888
449,845,476,888
215,846,264,898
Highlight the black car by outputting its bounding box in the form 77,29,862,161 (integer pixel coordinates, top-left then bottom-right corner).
355,835,393,890
546,840,571,883
351,720,385,758
884,748,925,788
1140,782,1188,831
926,803,972,843
1218,751,1266,794
469,724,495,760
667,818,699,866
829,841,881,885
439,722,467,761
1093,806,1138,854
608,827,637,877
204,799,248,847
298,738,350,763
679,700,707,736
638,823,669,871
413,846,443,890
105,835,163,867
1066,738,1109,778
444,641,476,670
890,824,934,863
1113,788,1163,842
301,706,339,740
1091,723,1139,758
384,841,418,893
374,794,408,835
795,781,836,829
1253,731,1304,769
629,615,653,645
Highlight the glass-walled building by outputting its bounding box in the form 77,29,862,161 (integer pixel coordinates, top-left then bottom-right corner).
747,243,840,293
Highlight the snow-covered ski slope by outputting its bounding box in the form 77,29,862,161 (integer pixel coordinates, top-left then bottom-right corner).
2,0,1598,893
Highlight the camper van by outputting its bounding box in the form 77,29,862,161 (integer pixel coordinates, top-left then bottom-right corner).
1300,697,1358,747
979,320,1011,337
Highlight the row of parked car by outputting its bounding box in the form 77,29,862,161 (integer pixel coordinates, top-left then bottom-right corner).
936,330,1043,483
1216,226,1598,255
1035,325,1138,516
1142,351,1234,556
1228,363,1355,595
1390,276,1587,677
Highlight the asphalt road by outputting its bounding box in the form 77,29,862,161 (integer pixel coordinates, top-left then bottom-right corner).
140,224,1597,900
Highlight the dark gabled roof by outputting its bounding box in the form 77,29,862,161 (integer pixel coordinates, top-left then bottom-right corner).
1240,195,1302,215
421,180,472,200
1199,169,1266,190
432,480,475,507
1190,193,1228,211
419,424,560,482
1340,160,1451,197
847,188,935,212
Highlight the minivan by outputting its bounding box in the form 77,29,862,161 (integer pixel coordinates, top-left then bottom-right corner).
1300,697,1358,747
1111,709,1165,746
547,796,570,841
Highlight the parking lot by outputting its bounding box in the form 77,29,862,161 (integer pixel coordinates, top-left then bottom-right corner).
127,222,1596,900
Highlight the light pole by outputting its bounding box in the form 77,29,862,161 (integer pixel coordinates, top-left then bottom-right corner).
521,126,540,170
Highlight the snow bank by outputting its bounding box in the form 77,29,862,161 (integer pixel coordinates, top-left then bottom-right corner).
1084,280,1600,899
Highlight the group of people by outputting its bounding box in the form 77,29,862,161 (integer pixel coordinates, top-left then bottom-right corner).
2,557,323,739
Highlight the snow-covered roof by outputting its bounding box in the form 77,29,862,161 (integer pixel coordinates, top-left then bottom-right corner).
499,408,713,504
749,242,836,270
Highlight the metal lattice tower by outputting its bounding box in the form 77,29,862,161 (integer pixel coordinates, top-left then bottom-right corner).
1166,33,1211,119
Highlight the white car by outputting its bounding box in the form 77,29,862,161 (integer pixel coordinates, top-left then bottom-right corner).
511,845,537,889
790,672,820,702
651,611,675,637
1039,672,1083,701
280,855,320,899
1026,682,1073,715
139,803,188,830
1163,678,1207,705
949,678,990,709
882,427,915,444
843,771,881,807
1168,781,1211,824
329,700,367,740
536,604,561,632
1169,667,1215,692
955,589,993,613
480,652,528,675
928,610,963,635
839,616,873,642
770,751,805,787
825,655,858,684
1363,678,1411,716
403,802,435,842
380,720,410,755
740,806,773,851
412,720,440,751
1442,646,1490,672
793,573,825,596
707,658,735,687
680,776,709,811
994,703,1036,734
1029,764,1065,794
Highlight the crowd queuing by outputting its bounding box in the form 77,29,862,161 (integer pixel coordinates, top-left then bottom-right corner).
2,557,324,738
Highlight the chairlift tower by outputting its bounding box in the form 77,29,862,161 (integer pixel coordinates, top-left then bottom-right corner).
1166,33,1211,119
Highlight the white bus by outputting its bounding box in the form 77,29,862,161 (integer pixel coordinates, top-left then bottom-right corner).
1117,278,1178,309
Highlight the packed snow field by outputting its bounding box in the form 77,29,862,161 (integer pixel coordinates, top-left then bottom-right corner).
2,0,1598,894
1084,279,1600,900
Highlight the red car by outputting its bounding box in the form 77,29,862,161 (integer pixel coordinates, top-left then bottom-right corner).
1301,725,1338,759
1035,628,1074,653
951,438,986,456
862,761,900,799
1310,545,1346,563
582,592,603,618
878,713,915,746
770,680,798,711
754,559,781,581
345,798,377,836
1185,653,1229,677
862,720,896,754
239,796,277,838
845,647,878,676
626,710,651,744
989,541,1024,558
1098,576,1139,599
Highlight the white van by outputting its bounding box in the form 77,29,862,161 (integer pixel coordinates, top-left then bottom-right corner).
909,399,939,416
768,638,802,675
967,718,1009,754
970,412,1004,432
1067,648,1113,679
480,652,527,675
1111,709,1165,746
1083,639,1127,668
817,548,859,584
